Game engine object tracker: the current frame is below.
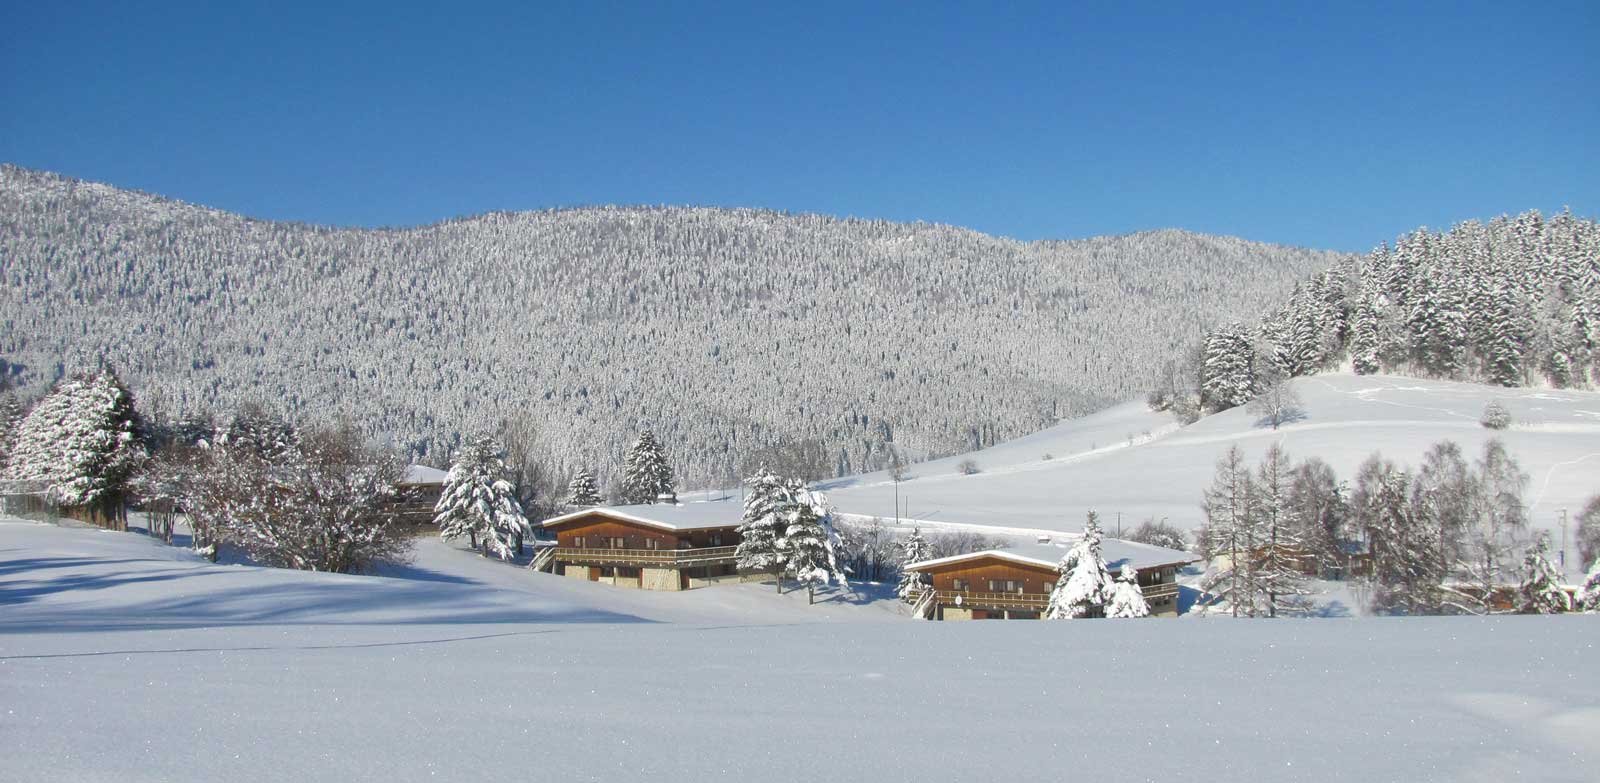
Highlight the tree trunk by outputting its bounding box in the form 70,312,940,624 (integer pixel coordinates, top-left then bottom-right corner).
469,530,477,550
808,586,815,605
774,568,783,594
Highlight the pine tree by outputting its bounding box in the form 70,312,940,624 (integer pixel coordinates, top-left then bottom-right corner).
782,483,846,604
621,429,675,504
564,469,602,507
0,390,22,470
1480,282,1528,387
2,370,145,515
1517,533,1569,614
1199,322,1256,412
1105,565,1150,618
736,468,789,592
1575,557,1600,614
896,527,933,599
433,436,530,560
1048,511,1114,619
1347,287,1383,375
216,403,298,461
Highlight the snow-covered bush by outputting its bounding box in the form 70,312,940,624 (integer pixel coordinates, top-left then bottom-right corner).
1479,400,1511,430
184,424,413,572
1,370,145,514
957,458,980,475
434,436,531,560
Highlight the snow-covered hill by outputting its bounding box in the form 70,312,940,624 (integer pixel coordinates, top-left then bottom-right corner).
3,519,1596,783
821,373,1599,549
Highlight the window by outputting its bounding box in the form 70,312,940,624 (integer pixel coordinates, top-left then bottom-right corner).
645,538,659,550
573,536,585,548
710,532,723,546
987,580,1024,594
952,579,969,591
610,537,626,549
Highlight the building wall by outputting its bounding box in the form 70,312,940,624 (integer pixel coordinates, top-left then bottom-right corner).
925,557,1058,595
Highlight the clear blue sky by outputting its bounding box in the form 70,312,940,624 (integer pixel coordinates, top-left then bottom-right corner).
3,1,1595,251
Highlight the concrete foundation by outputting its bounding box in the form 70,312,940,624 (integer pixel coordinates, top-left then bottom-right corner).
641,567,680,591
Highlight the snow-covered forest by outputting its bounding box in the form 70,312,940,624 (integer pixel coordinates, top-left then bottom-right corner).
0,165,1343,488
1178,211,1600,416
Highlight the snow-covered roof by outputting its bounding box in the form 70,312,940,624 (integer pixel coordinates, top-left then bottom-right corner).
403,464,448,485
906,539,1198,573
541,496,745,533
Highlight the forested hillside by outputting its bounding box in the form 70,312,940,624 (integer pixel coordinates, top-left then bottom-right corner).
1182,211,1600,414
0,165,1342,487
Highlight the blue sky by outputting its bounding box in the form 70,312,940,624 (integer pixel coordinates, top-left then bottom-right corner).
2,1,1595,251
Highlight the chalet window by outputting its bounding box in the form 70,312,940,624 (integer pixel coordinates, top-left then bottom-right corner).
987,579,1024,594
709,533,722,546
951,579,970,591
645,538,659,550
573,536,585,548
610,537,626,549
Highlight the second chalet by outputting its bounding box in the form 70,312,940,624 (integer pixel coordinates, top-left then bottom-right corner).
903,539,1198,620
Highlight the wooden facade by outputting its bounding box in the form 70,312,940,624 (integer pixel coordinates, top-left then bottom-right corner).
910,552,1186,620
541,511,743,592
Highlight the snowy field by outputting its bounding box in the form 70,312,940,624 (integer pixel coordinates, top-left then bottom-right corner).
820,374,1600,546
4,519,1598,782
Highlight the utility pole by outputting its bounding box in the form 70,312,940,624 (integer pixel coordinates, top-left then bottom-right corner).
1559,508,1569,572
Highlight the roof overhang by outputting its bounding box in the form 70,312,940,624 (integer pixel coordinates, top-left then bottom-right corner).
904,548,1197,573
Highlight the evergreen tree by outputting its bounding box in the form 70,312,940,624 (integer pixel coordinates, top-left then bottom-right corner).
1347,287,1383,375
0,389,22,470
1575,556,1600,614
896,527,933,599
564,469,602,507
1199,322,1256,412
1517,533,1569,614
1480,282,1528,387
433,436,530,560
736,468,789,592
1048,511,1114,619
2,370,145,515
782,483,847,604
216,402,298,461
621,429,675,504
1105,564,1150,618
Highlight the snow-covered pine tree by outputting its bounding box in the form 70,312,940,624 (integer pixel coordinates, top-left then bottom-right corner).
736,468,790,592
0,389,22,470
621,429,675,504
1517,533,1569,614
1048,511,1114,619
564,469,603,507
1105,564,1150,618
896,527,933,599
1199,445,1258,616
216,402,297,461
1576,557,1600,614
433,436,530,560
1199,322,1256,412
1,370,145,519
1347,286,1383,376
1480,282,1529,387
782,483,847,604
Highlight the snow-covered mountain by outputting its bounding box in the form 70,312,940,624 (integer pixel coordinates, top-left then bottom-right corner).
0,164,1345,486
820,373,1599,560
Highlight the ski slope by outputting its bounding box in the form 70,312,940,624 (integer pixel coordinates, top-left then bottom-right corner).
4,519,1597,782
822,373,1600,546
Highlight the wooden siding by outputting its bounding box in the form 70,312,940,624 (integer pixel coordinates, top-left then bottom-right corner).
924,556,1059,595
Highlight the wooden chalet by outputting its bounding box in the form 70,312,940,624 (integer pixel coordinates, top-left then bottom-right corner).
535,499,746,591
904,539,1198,620
391,465,448,530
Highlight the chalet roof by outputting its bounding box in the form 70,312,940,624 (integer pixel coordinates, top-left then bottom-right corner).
905,539,1198,574
402,464,448,485
541,496,745,533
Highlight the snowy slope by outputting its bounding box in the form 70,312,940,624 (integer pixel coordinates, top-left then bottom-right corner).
3,520,1596,782
822,373,1600,546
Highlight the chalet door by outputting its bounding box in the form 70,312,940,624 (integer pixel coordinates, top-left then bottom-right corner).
587,566,599,582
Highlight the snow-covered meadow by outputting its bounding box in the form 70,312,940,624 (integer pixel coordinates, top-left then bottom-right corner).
820,374,1600,545
3,519,1597,782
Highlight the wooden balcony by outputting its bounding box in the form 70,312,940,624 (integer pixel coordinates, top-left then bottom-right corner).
912,580,1179,611
552,545,739,568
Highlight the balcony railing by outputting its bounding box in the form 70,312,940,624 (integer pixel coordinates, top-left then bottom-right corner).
553,545,739,567
910,580,1179,610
